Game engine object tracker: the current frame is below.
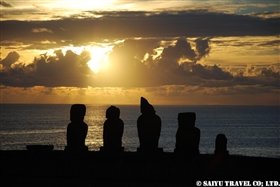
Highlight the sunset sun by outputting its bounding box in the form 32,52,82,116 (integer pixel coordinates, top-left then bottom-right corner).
87,46,112,73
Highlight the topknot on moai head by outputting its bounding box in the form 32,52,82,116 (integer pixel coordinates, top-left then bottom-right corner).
140,97,155,114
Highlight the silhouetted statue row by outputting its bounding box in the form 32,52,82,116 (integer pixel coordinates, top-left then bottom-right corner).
66,97,228,156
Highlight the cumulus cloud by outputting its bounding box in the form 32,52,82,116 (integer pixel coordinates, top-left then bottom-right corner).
0,51,20,69
93,38,202,86
0,50,92,87
0,38,279,91
195,38,211,60
96,37,279,88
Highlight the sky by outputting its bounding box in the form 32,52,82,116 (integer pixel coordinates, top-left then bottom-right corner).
0,0,279,105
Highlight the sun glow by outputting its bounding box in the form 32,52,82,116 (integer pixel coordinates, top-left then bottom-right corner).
87,46,112,73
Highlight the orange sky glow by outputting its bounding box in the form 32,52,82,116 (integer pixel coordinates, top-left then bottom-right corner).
0,0,279,105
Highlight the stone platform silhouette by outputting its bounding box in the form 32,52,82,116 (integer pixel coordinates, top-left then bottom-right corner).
1,150,279,186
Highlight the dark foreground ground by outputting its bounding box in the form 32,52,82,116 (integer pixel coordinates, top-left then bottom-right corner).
1,150,279,187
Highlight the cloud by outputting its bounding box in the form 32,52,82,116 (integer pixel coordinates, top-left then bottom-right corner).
1,0,279,23
22,40,58,50
32,28,53,33
0,51,20,68
0,1,12,7
97,37,279,88
1,84,278,105
252,12,280,19
160,38,197,63
0,50,92,87
1,11,279,45
1,38,279,91
258,40,280,47
195,38,211,60
0,40,24,46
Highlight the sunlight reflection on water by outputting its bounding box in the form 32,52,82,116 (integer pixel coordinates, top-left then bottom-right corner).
84,105,106,150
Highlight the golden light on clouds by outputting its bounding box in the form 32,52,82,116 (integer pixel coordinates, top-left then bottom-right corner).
1,1,279,105
87,46,112,74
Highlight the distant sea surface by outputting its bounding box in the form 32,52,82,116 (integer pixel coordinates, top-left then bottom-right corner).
0,104,279,158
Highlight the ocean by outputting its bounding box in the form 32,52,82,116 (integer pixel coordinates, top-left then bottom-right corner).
0,104,279,158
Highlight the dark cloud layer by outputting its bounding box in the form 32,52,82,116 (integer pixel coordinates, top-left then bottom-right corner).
1,11,279,45
1,38,279,90
0,1,12,7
